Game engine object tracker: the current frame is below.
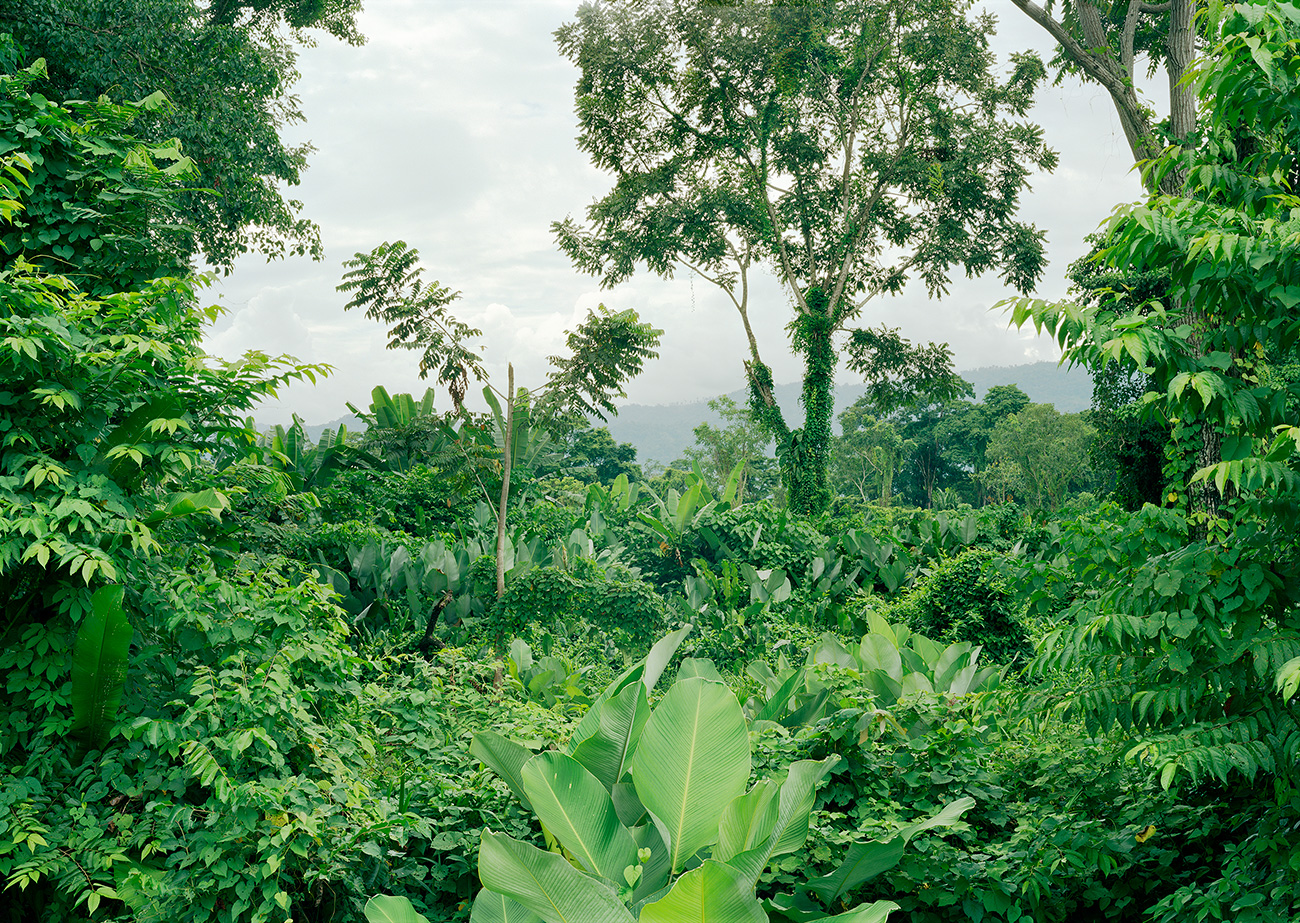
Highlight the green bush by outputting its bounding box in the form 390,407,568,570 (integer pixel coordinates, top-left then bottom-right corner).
489,565,668,649
887,547,1031,664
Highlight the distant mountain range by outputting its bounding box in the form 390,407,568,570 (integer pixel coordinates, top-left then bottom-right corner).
294,360,1093,467
605,360,1094,465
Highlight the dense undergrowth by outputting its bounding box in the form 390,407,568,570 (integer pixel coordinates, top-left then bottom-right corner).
5,5,1300,922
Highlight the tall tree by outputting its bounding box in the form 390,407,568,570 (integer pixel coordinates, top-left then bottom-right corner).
985,402,1096,509
1008,0,1198,192
0,0,363,268
553,0,1057,514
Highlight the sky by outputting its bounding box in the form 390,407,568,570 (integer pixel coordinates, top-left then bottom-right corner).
203,0,1159,425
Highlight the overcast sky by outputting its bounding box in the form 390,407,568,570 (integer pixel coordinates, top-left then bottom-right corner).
204,0,1157,425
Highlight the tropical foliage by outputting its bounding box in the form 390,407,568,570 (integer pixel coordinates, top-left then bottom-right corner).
5,4,1300,923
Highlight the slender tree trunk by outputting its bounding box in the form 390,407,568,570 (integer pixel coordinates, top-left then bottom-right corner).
495,363,514,599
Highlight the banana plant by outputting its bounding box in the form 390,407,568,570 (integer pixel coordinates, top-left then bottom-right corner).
637,459,744,550
71,585,134,762
810,614,1001,715
463,627,905,923
743,655,830,730
505,637,592,709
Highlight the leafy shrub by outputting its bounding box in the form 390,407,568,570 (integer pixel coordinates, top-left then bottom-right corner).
489,565,668,650
490,566,587,639
887,547,1031,664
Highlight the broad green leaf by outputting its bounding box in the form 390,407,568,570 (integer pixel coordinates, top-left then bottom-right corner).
569,677,650,788
932,642,974,689
725,758,838,888
611,781,646,827
753,667,805,723
858,634,903,680
632,677,750,873
470,888,544,923
677,658,723,681
823,900,900,923
569,626,690,755
715,781,779,863
638,860,766,923
780,689,829,729
899,673,934,696
642,625,693,694
71,585,133,760
364,895,431,923
807,839,906,902
472,731,535,810
811,634,855,669
521,753,637,882
478,830,634,923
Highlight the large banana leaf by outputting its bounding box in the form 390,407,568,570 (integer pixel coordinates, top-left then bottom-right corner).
638,860,766,923
723,758,838,888
824,902,900,923
568,626,690,752
71,585,133,760
364,895,431,923
632,677,749,873
472,731,535,810
569,681,649,790
477,830,634,923
715,781,779,864
470,889,543,923
521,752,637,882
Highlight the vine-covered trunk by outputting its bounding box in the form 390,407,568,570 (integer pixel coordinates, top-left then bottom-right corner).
786,293,836,516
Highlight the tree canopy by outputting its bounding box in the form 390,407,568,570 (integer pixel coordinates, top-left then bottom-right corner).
554,0,1057,514
0,0,364,268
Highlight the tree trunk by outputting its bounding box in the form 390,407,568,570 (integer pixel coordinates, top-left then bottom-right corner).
786,294,836,515
495,363,514,600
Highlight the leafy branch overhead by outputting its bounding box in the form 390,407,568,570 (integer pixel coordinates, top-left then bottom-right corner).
338,240,483,409
338,240,663,420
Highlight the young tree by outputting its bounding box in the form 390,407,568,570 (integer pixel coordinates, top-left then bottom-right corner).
338,241,662,596
553,0,1057,514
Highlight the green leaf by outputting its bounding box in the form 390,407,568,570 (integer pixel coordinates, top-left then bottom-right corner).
521,752,637,881
807,838,906,902
364,895,431,923
472,731,536,810
715,781,779,864
568,627,691,755
71,585,134,760
752,667,805,723
638,860,766,923
477,830,635,923
632,677,750,873
470,889,544,923
822,901,900,923
569,681,650,790
724,758,838,888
